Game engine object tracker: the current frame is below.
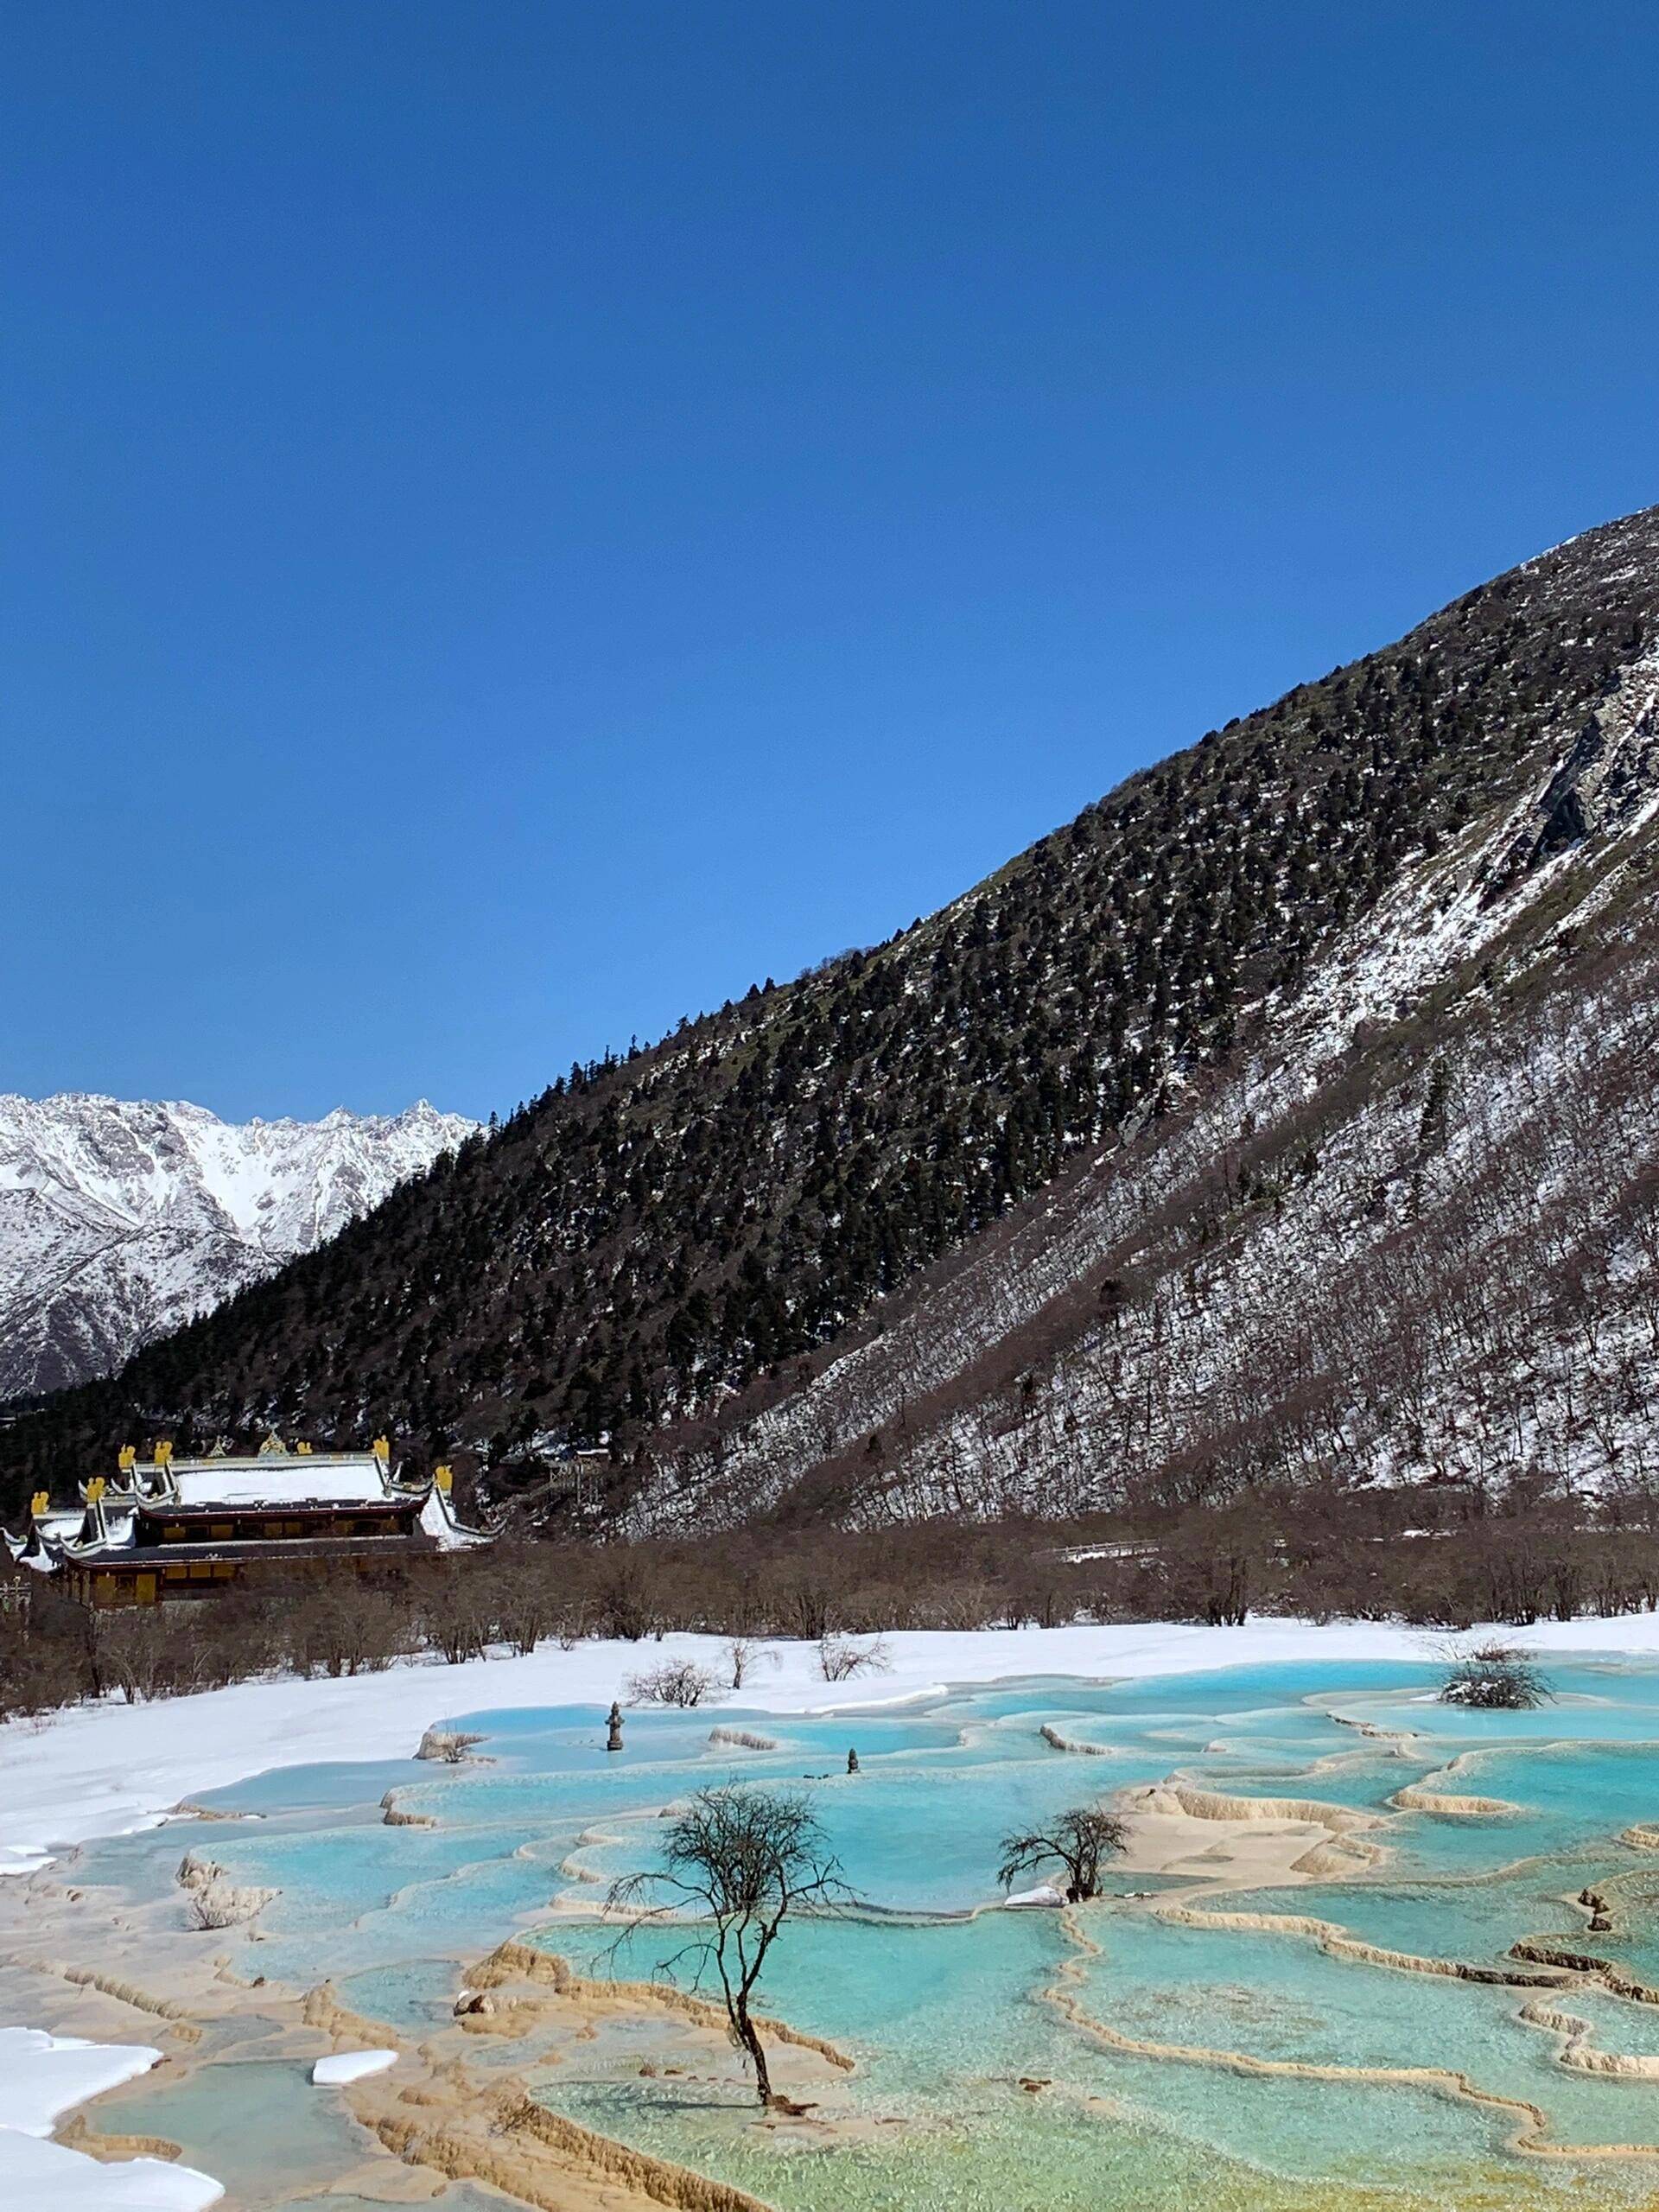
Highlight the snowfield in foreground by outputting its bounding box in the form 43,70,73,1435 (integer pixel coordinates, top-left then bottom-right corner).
0,2026,221,2210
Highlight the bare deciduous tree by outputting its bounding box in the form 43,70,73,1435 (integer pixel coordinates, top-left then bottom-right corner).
996,1806,1128,1903
818,1632,890,1682
285,1585,413,1679
492,1542,560,1656
416,1567,498,1665
607,1785,849,2107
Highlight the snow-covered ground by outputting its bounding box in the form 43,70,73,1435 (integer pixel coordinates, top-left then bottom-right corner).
12,1618,1659,1876
10,1616,1659,2212
0,2027,220,2209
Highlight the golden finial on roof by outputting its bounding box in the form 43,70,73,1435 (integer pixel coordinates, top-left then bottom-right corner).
29,1491,48,1519
372,1436,391,1465
434,1464,453,1494
155,1440,173,1468
257,1431,287,1457
118,1445,137,1473
296,1440,313,1455
86,1477,107,1505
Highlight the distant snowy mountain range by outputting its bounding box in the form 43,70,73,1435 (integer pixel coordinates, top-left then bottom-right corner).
0,1095,475,1396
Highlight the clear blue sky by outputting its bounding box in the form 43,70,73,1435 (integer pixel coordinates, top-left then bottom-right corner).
5,4,1658,1123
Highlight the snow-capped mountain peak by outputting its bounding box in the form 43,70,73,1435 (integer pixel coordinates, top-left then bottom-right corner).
0,1093,476,1395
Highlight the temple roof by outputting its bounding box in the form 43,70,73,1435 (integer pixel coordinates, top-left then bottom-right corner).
163,1457,391,1510
4,1441,493,1572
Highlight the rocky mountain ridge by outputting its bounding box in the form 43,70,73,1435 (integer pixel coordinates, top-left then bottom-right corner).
0,1095,474,1395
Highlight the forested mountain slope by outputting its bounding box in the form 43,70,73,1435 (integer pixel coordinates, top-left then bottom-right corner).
4,505,1658,1523
631,728,1659,1534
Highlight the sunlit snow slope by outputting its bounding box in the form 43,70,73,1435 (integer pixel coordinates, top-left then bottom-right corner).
0,1096,474,1395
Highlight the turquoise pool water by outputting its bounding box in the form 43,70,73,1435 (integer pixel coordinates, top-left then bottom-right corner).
72,1656,1659,2209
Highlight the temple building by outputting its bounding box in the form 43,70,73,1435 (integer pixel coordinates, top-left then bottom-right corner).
3,1434,491,1607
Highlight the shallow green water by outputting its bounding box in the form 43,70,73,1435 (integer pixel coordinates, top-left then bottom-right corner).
71,1655,1659,2208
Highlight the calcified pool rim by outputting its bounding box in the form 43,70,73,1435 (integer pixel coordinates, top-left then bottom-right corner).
16,1652,1659,2212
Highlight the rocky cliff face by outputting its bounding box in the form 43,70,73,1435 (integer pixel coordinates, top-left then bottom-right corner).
0,1096,474,1395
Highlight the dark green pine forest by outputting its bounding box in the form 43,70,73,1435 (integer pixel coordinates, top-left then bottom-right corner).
4,507,1657,1517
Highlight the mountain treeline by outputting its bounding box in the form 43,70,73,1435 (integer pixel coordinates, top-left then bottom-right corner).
10,1485,1659,1726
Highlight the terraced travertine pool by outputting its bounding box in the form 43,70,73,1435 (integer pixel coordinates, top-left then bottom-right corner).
65,1658,1659,2209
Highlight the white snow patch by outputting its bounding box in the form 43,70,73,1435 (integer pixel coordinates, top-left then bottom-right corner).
0,2027,160,2135
0,2027,221,2210
310,2050,397,2086
168,1463,386,1509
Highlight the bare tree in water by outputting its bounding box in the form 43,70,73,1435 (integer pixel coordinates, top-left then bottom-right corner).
607,1784,849,2107
997,1807,1128,1903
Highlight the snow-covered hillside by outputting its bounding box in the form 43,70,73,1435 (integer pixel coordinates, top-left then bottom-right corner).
620,615,1659,1532
0,1096,474,1395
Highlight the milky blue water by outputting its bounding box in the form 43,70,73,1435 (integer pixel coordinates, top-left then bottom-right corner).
71,1656,1659,2208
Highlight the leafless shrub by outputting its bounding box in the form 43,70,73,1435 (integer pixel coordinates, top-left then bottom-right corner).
556,1595,595,1650
176,1852,275,1929
1438,1638,1550,1709
492,1542,562,1656
626,1658,720,1708
416,1567,499,1664
85,1605,199,1703
185,1885,251,1930
416,1727,485,1764
284,1585,416,1679
818,1632,891,1682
